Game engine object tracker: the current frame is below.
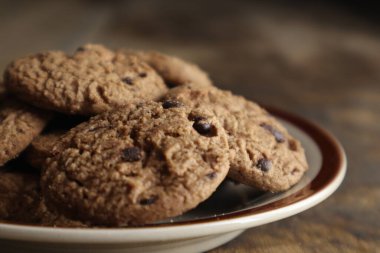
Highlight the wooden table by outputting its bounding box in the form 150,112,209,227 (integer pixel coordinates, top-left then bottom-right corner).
1,1,379,252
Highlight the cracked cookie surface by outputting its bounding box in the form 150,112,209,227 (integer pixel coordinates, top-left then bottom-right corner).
163,85,308,192
4,44,168,115
42,101,229,226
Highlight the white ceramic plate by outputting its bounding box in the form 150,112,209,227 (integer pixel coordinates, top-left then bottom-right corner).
0,107,347,253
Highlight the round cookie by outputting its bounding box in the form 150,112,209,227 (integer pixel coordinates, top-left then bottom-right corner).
4,44,168,115
42,101,229,226
125,50,213,87
0,98,50,166
163,85,308,192
25,131,64,169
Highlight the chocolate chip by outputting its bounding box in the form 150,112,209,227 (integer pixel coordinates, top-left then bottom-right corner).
162,100,183,109
256,158,272,172
139,195,158,205
260,123,285,143
122,77,133,85
122,147,142,162
206,172,217,179
193,121,217,137
139,72,147,78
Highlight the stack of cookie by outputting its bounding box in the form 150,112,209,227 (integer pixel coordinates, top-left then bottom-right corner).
0,44,307,227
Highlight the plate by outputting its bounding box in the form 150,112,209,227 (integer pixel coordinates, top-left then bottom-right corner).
0,107,347,253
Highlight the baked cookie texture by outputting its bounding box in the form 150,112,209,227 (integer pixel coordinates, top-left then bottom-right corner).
124,50,213,87
0,170,39,223
0,43,309,228
0,169,85,227
163,85,308,192
25,114,88,169
42,101,230,226
4,44,168,115
0,98,50,166
25,131,64,169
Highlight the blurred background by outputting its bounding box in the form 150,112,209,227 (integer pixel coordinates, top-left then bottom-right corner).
1,0,379,252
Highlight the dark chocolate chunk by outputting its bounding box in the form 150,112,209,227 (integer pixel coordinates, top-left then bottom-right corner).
193,121,217,137
139,195,158,205
162,100,183,109
139,72,147,78
256,158,272,172
206,171,217,179
260,123,285,143
122,77,133,85
122,147,142,162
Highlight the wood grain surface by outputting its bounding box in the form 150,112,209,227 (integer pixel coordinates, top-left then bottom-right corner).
1,0,379,252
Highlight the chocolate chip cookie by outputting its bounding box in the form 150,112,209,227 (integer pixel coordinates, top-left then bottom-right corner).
42,101,229,226
0,98,50,166
163,85,308,192
4,44,168,115
125,50,213,87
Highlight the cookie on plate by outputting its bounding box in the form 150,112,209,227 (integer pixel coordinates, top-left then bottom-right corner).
163,85,308,192
4,44,168,115
0,98,50,166
125,50,213,87
42,101,229,226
